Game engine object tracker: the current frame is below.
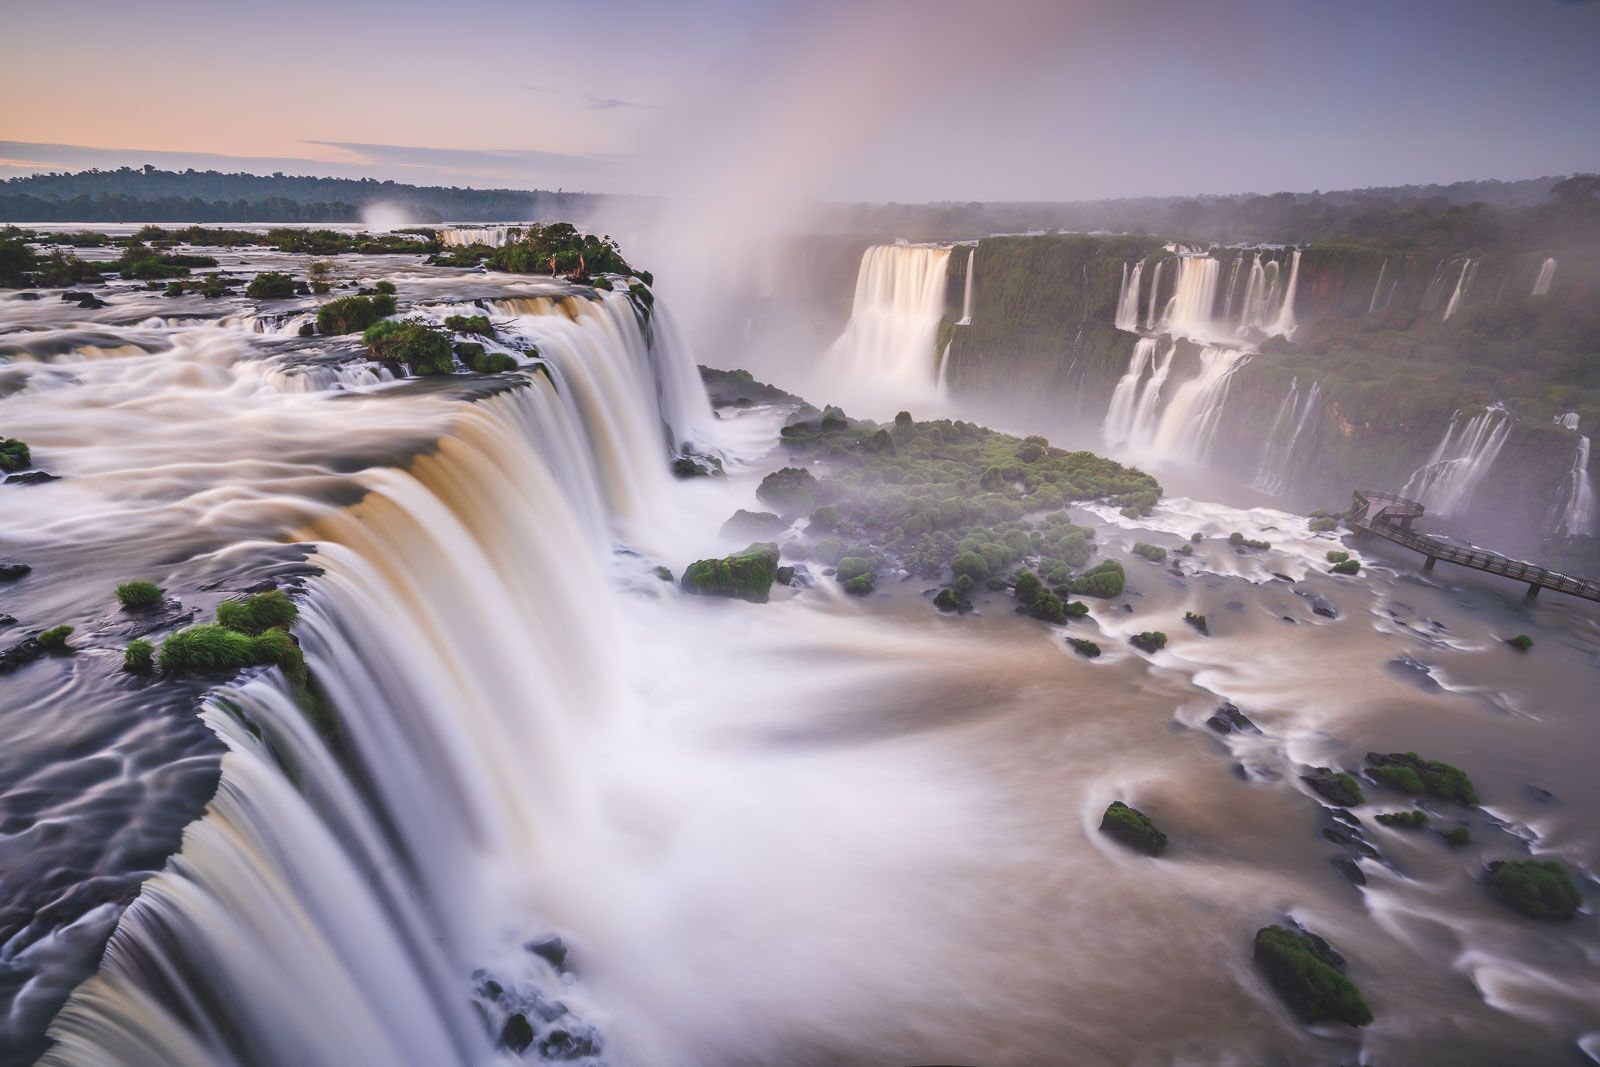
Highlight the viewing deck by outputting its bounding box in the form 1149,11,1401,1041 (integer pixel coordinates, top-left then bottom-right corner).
1347,490,1600,602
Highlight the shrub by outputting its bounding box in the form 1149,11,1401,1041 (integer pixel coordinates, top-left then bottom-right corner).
159,623,261,673
1132,542,1167,562
363,321,454,375
1252,926,1373,1027
1070,559,1125,598
1012,569,1042,603
215,590,299,635
1485,860,1582,920
1371,765,1425,794
1447,825,1472,846
933,587,970,613
1190,532,1203,542
1030,588,1067,623
1331,559,1361,575
1505,634,1533,651
0,437,32,473
457,342,517,373
950,551,991,582
1184,611,1208,634
374,280,396,294
1375,810,1429,829
1099,800,1168,855
245,271,296,299
680,542,781,603
1130,631,1167,654
1229,532,1271,550
316,295,387,335
115,579,163,612
38,625,73,651
123,639,154,674
843,574,874,595
1309,517,1338,532
835,557,874,582
1366,752,1477,805
443,314,495,337
252,627,308,687
1327,550,1351,563
1063,599,1090,617
1066,637,1101,657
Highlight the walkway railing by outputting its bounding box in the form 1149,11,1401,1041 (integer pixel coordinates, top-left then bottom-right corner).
1347,490,1600,602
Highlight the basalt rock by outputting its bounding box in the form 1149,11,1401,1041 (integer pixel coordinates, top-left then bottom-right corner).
1303,767,1365,807
680,542,782,604
1253,924,1373,1027
720,509,790,540
0,562,31,581
0,637,44,673
1206,701,1259,735
1099,800,1168,856
4,471,57,485
1485,859,1582,921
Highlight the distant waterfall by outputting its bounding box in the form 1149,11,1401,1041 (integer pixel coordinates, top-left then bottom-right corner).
1144,259,1165,330
957,247,976,325
1442,258,1478,321
1122,251,1299,344
1532,257,1558,298
1160,256,1222,342
1367,259,1389,314
1557,411,1580,431
1402,406,1511,516
1267,249,1301,337
439,225,523,247
1554,435,1594,537
1252,378,1322,496
825,244,951,403
1115,261,1143,331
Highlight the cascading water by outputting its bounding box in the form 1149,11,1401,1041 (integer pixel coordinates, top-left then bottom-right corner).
1252,378,1321,496
1402,405,1511,516
1442,258,1478,320
823,243,951,407
440,225,524,248
957,247,975,326
1102,337,1159,449
1114,260,1143,331
1551,416,1594,537
1367,258,1389,314
1120,250,1299,345
1532,257,1558,298
1145,346,1248,462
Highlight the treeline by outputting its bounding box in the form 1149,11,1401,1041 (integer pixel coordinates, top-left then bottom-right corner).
0,166,606,222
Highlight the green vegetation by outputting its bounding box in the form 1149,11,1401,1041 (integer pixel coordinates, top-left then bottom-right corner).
1229,532,1271,550
1070,560,1126,599
1130,631,1167,654
123,639,154,674
363,320,455,375
455,342,517,374
1366,752,1478,805
1485,859,1582,920
1012,568,1042,603
756,467,821,518
1099,800,1168,856
1327,550,1351,563
1066,637,1101,658
446,222,633,277
317,294,395,335
159,623,267,673
680,543,782,604
1330,559,1362,575
443,314,495,336
111,242,217,280
1304,768,1365,806
1030,588,1068,623
114,580,163,612
215,590,299,635
245,271,297,299
1505,633,1533,651
933,587,970,613
1309,517,1339,532
0,437,31,473
37,625,73,651
374,280,396,295
843,574,874,595
1447,825,1472,846
1132,542,1167,562
1183,611,1208,634
1375,810,1429,829
1252,926,1373,1027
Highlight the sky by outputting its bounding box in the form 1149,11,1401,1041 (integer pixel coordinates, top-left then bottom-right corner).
2,0,1598,202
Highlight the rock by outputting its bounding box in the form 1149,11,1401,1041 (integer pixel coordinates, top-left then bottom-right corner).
1252,925,1372,1027
0,637,44,674
526,935,570,972
538,1028,599,1060
1330,855,1367,886
1309,596,1338,619
933,587,971,613
1183,611,1208,635
1205,701,1260,735
1273,572,1296,583
1485,860,1582,921
1066,637,1101,658
0,613,14,627
1366,751,1478,805
1303,767,1365,807
0,562,31,581
719,509,789,540
1098,800,1168,856
680,543,781,603
651,565,673,582
671,456,716,478
4,471,58,485
16,292,40,301
499,1013,534,1054
1526,785,1555,804
755,466,819,517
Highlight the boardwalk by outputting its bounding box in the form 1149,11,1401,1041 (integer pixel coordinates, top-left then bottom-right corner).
1347,490,1600,602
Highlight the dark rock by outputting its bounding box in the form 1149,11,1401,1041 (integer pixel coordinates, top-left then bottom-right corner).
0,562,31,581
538,1029,599,1060
1303,767,1364,807
499,1013,534,1054
5,471,58,485
1485,859,1582,921
16,291,41,301
527,935,570,972
1273,572,1296,583
1526,785,1555,804
1098,800,1168,856
1309,596,1338,619
0,637,44,674
0,613,14,626
1206,701,1260,735
1331,855,1367,886
933,587,972,613
1253,924,1372,1027
719,509,789,540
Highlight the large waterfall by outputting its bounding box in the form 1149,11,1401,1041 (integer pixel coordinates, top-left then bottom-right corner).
1252,378,1321,496
1116,249,1300,346
824,243,951,407
1402,406,1512,516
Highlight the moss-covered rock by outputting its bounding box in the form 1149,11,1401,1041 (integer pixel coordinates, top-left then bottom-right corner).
1485,859,1582,920
1229,532,1271,551
363,320,454,375
37,625,73,651
1132,542,1167,562
1253,925,1373,1027
1030,588,1068,623
680,542,781,603
1099,800,1168,856
1130,631,1167,654
1375,810,1429,829
1183,611,1208,634
1070,559,1125,598
756,467,820,518
720,509,790,540
317,294,391,335
0,437,33,473
835,557,874,582
443,314,495,337
1303,767,1365,806
843,573,874,595
1012,568,1042,603
1505,633,1533,651
245,271,296,299
1366,752,1478,805
933,587,971,613
114,579,163,612
159,623,262,673
1066,637,1101,658
1330,559,1361,575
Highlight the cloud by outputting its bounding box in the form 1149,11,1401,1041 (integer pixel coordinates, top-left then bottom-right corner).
303,140,615,178
519,84,559,94
582,95,662,112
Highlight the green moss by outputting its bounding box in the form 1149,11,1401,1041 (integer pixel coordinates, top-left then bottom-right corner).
1330,559,1362,575
950,551,991,582
1370,765,1426,794
680,542,781,604
1130,631,1167,654
1486,860,1582,920
756,467,820,518
1012,569,1042,603
1063,599,1090,618
374,280,396,295
457,342,517,374
363,320,454,375
1253,926,1373,1027
123,639,154,674
1326,550,1351,563
1367,752,1478,805
1070,559,1125,598
1099,800,1168,856
215,590,299,635
1229,532,1271,550
1375,810,1429,829
252,627,308,687
652,565,673,582
835,557,874,582
115,579,163,612
1030,588,1068,623
933,587,970,613
443,314,495,337
1505,633,1533,651
0,436,31,473
317,294,389,335
38,625,73,651
843,574,874,595
1447,825,1472,846
1066,637,1101,658
1132,542,1167,562
159,623,261,673
245,271,296,299
1309,517,1339,532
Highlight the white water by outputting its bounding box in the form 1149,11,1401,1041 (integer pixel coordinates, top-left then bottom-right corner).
1114,260,1143,331
1367,258,1389,314
439,225,524,248
1532,257,1557,298
1145,346,1248,463
1102,337,1160,449
1120,250,1299,344
957,247,975,325
1553,433,1594,537
823,243,951,408
1252,378,1322,496
1402,406,1511,516
1442,258,1477,321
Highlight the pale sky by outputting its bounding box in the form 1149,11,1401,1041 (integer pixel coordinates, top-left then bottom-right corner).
2,0,1598,200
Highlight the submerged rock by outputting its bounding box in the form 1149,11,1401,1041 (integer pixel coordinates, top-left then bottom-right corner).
1206,701,1259,735
0,637,44,674
933,587,972,613
1099,800,1168,856
1303,767,1365,807
4,471,58,485
755,466,820,517
1253,925,1373,1027
0,562,31,581
679,542,781,604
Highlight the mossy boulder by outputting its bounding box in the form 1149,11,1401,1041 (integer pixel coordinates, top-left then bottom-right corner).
1303,767,1364,806
1012,569,1042,603
1030,588,1067,623
721,509,790,540
950,551,991,582
1505,633,1533,651
1485,860,1582,920
1183,611,1208,635
1099,800,1168,856
316,294,391,335
755,467,820,518
1069,559,1125,598
1132,542,1167,562
843,574,874,595
835,557,874,582
933,587,971,613
37,625,73,651
680,542,781,603
1066,637,1101,658
245,271,296,299
1253,925,1373,1027
443,314,495,337
1375,810,1429,829
1366,752,1477,805
115,579,163,612
1130,631,1167,654
363,320,454,375
1330,559,1361,575
1,437,33,473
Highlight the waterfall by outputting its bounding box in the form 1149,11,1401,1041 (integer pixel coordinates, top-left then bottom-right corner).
1557,411,1580,431
1554,434,1594,537
1220,255,1245,324
1252,378,1321,496
1143,258,1165,330
1367,259,1389,314
1532,257,1558,298
1115,261,1143,332
1102,337,1159,448
1442,258,1477,321
1160,256,1221,342
1146,346,1248,463
1266,248,1300,337
1420,260,1450,311
824,244,951,404
440,225,523,247
957,247,975,325
1402,406,1511,516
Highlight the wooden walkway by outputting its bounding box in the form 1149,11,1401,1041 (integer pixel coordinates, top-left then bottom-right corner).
1347,490,1600,602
